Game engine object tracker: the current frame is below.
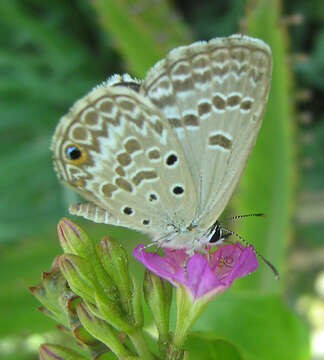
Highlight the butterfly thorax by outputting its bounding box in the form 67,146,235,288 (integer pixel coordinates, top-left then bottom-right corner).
153,221,218,251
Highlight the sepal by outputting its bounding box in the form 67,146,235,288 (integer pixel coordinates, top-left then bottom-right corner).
39,343,87,360
29,257,72,326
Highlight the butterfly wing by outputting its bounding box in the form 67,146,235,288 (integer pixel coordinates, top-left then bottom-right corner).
51,85,197,235
141,35,272,229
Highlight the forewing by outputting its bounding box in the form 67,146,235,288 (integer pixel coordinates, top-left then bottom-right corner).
141,35,272,228
51,85,197,233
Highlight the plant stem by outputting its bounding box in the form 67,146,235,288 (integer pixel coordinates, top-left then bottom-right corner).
128,328,155,360
101,335,133,360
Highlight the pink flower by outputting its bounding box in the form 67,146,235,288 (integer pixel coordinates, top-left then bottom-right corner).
133,242,258,301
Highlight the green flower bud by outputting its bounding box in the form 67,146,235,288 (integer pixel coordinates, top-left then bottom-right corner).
58,219,117,294
95,289,133,333
39,343,87,360
143,270,172,352
130,276,143,328
76,302,132,359
57,218,94,257
98,237,133,312
59,254,99,303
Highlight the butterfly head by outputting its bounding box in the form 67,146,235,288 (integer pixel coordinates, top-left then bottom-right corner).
208,221,230,244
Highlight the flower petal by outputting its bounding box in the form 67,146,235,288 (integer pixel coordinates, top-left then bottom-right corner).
132,245,182,286
184,253,226,299
133,241,258,301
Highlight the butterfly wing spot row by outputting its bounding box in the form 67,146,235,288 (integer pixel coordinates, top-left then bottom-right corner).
70,201,149,227
208,133,232,150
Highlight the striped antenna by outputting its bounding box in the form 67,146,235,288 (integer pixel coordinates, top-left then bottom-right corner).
224,213,266,221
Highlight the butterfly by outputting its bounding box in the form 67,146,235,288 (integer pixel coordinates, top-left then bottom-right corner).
51,34,272,252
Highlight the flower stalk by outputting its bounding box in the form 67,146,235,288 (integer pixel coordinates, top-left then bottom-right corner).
171,285,208,354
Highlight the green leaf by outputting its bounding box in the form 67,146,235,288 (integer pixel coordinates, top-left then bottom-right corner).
90,0,192,76
0,233,61,336
186,332,243,360
296,29,324,90
194,291,310,360
232,0,295,292
0,0,115,243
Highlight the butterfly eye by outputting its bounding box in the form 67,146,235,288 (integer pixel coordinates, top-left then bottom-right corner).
64,145,86,164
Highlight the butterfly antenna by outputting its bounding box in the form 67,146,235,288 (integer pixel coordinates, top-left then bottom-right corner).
224,213,266,221
221,227,279,280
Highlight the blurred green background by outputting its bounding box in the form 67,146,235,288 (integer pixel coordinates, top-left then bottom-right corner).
1,0,323,359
